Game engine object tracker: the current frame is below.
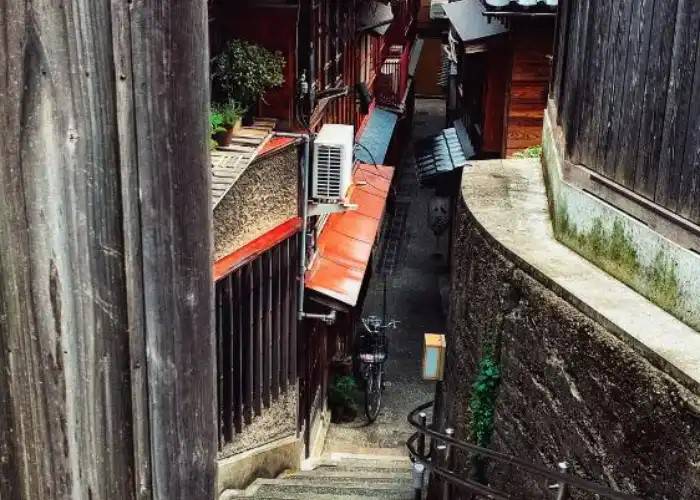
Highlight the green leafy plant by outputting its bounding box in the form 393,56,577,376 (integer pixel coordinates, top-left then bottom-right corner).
210,109,226,135
469,353,501,484
210,101,245,133
209,101,245,148
512,145,543,159
328,375,359,422
212,39,285,108
469,354,501,448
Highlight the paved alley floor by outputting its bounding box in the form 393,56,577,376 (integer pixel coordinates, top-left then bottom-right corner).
324,98,449,454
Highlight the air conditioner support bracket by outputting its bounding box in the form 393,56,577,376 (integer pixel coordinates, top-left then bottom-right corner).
307,201,358,217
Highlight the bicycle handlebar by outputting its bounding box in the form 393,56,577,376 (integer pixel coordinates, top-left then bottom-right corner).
361,317,400,332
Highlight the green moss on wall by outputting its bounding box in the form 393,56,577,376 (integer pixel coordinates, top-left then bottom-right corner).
646,252,680,312
553,202,681,317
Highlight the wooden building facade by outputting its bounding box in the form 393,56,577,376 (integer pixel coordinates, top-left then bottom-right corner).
207,0,419,475
209,0,418,132
552,0,700,226
444,0,556,158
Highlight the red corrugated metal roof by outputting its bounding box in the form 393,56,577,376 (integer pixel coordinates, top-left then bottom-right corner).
305,163,395,307
214,217,302,281
258,136,298,158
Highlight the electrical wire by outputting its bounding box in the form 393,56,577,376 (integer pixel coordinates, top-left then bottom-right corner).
353,141,379,169
354,142,399,200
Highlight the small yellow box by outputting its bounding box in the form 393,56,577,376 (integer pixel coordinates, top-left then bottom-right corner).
422,333,446,381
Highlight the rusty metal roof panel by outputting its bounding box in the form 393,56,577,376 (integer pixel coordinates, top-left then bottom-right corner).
305,163,395,307
213,217,302,281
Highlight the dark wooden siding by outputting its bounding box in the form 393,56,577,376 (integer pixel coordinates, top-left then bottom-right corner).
553,0,700,224
215,233,300,448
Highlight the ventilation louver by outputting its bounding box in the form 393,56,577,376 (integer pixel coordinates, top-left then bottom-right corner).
312,124,354,202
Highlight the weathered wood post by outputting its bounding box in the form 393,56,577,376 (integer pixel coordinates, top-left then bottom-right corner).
0,2,216,499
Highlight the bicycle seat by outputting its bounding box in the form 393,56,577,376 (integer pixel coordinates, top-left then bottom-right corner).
360,352,387,363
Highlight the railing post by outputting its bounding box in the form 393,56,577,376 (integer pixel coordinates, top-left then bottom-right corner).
412,462,425,500
556,461,569,500
442,427,455,500
417,412,427,458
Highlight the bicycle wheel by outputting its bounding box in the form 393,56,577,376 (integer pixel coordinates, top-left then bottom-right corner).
364,363,383,423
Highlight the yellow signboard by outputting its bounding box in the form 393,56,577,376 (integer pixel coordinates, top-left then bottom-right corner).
422,333,446,381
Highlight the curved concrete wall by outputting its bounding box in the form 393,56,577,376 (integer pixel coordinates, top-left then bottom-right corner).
438,163,700,498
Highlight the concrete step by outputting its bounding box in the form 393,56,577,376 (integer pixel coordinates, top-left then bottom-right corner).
278,474,411,487
244,495,412,500
233,450,416,499
245,479,414,499
314,458,411,474
285,469,411,481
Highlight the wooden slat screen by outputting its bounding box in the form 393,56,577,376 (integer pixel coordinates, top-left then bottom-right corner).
215,233,300,448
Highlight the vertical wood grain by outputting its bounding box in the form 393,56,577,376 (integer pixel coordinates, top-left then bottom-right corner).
0,1,216,498
655,0,700,211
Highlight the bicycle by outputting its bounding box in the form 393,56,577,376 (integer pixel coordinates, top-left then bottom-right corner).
358,315,398,422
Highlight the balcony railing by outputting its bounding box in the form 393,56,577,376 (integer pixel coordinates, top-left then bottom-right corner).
374,44,411,109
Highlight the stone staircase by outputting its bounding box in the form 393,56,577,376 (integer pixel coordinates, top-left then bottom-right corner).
226,452,415,499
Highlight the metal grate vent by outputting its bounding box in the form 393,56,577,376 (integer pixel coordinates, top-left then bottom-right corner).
314,144,344,200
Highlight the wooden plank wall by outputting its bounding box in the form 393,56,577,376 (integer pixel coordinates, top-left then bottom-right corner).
503,21,555,157
0,2,216,499
553,0,700,225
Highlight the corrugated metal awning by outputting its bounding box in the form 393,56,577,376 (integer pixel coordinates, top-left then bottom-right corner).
358,1,394,35
415,125,474,185
443,0,508,43
305,164,395,307
356,107,400,165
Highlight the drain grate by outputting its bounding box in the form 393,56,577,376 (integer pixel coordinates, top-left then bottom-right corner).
377,200,410,277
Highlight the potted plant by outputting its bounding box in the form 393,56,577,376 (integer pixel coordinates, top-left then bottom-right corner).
328,375,359,423
211,39,285,118
210,100,245,148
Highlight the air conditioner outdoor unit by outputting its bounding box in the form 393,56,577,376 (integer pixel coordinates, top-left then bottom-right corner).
430,0,448,20
312,124,354,202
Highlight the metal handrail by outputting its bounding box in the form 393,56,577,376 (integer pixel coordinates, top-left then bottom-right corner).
406,401,642,500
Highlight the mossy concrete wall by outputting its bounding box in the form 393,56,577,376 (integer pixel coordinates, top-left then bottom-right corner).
213,144,298,260
542,112,700,332
440,198,700,499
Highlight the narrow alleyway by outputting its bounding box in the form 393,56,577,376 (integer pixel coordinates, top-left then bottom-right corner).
324,98,449,454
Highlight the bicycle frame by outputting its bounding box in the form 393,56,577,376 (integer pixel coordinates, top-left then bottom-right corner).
357,316,398,422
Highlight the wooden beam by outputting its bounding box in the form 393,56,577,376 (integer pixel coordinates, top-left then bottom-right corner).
0,1,216,499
